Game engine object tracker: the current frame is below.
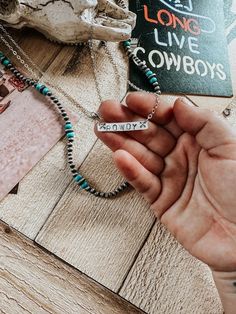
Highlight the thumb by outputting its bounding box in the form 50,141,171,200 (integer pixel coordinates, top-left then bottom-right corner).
173,98,236,151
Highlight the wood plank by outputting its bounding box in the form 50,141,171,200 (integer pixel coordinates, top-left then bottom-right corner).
119,222,223,314
0,220,144,314
35,139,155,292
17,29,62,72
222,96,236,128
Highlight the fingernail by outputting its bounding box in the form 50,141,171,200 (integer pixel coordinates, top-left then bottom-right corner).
179,97,196,107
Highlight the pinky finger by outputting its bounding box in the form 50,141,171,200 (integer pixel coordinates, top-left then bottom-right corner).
113,150,162,204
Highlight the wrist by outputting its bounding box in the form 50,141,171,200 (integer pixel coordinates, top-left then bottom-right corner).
212,270,236,314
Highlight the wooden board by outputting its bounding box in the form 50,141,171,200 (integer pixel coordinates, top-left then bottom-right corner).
119,222,223,314
35,140,156,292
0,220,143,314
0,29,61,73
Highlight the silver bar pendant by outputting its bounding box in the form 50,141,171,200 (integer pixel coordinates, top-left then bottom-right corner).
97,120,149,132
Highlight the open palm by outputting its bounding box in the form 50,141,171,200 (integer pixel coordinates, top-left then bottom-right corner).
95,92,236,272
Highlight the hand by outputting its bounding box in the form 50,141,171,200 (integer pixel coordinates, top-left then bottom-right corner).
95,92,236,272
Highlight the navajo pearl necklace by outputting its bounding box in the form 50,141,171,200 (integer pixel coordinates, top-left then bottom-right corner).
0,39,161,198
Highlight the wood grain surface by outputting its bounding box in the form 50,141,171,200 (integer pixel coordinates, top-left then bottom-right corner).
0,220,143,314
35,140,156,292
119,222,223,314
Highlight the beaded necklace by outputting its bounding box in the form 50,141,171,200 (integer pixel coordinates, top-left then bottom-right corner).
0,41,160,198
0,2,162,198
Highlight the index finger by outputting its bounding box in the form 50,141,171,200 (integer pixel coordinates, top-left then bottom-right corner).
125,92,183,138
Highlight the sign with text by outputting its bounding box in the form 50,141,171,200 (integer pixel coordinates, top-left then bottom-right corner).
129,0,233,96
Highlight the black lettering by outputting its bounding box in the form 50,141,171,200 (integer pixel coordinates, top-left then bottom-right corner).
140,121,147,129
99,123,107,130
126,123,132,130
112,124,118,131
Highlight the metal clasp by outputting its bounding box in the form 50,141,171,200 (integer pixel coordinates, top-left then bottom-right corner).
90,111,101,120
223,108,231,117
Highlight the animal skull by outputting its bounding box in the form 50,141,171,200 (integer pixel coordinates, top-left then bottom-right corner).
0,0,136,43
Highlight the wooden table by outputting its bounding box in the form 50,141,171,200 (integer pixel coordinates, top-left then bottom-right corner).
0,8,236,313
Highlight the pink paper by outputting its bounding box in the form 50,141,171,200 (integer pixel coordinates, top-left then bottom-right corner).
0,66,66,201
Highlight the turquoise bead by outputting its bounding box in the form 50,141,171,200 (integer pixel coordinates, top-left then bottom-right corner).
42,87,49,95
150,77,157,84
145,70,153,77
80,181,89,189
2,59,10,66
65,123,73,130
66,132,75,138
74,175,83,182
123,40,131,47
36,83,43,91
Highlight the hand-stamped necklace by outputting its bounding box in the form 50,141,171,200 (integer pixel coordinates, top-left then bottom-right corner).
96,0,161,133
0,2,161,198
88,39,160,133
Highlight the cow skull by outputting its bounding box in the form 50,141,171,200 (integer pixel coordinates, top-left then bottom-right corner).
0,0,136,43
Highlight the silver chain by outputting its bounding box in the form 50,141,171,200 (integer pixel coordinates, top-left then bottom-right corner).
88,40,103,105
102,41,160,121
0,32,37,77
103,41,160,93
102,41,147,93
0,0,161,122
223,97,236,118
0,23,47,81
0,22,130,120
0,24,99,120
115,0,161,121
